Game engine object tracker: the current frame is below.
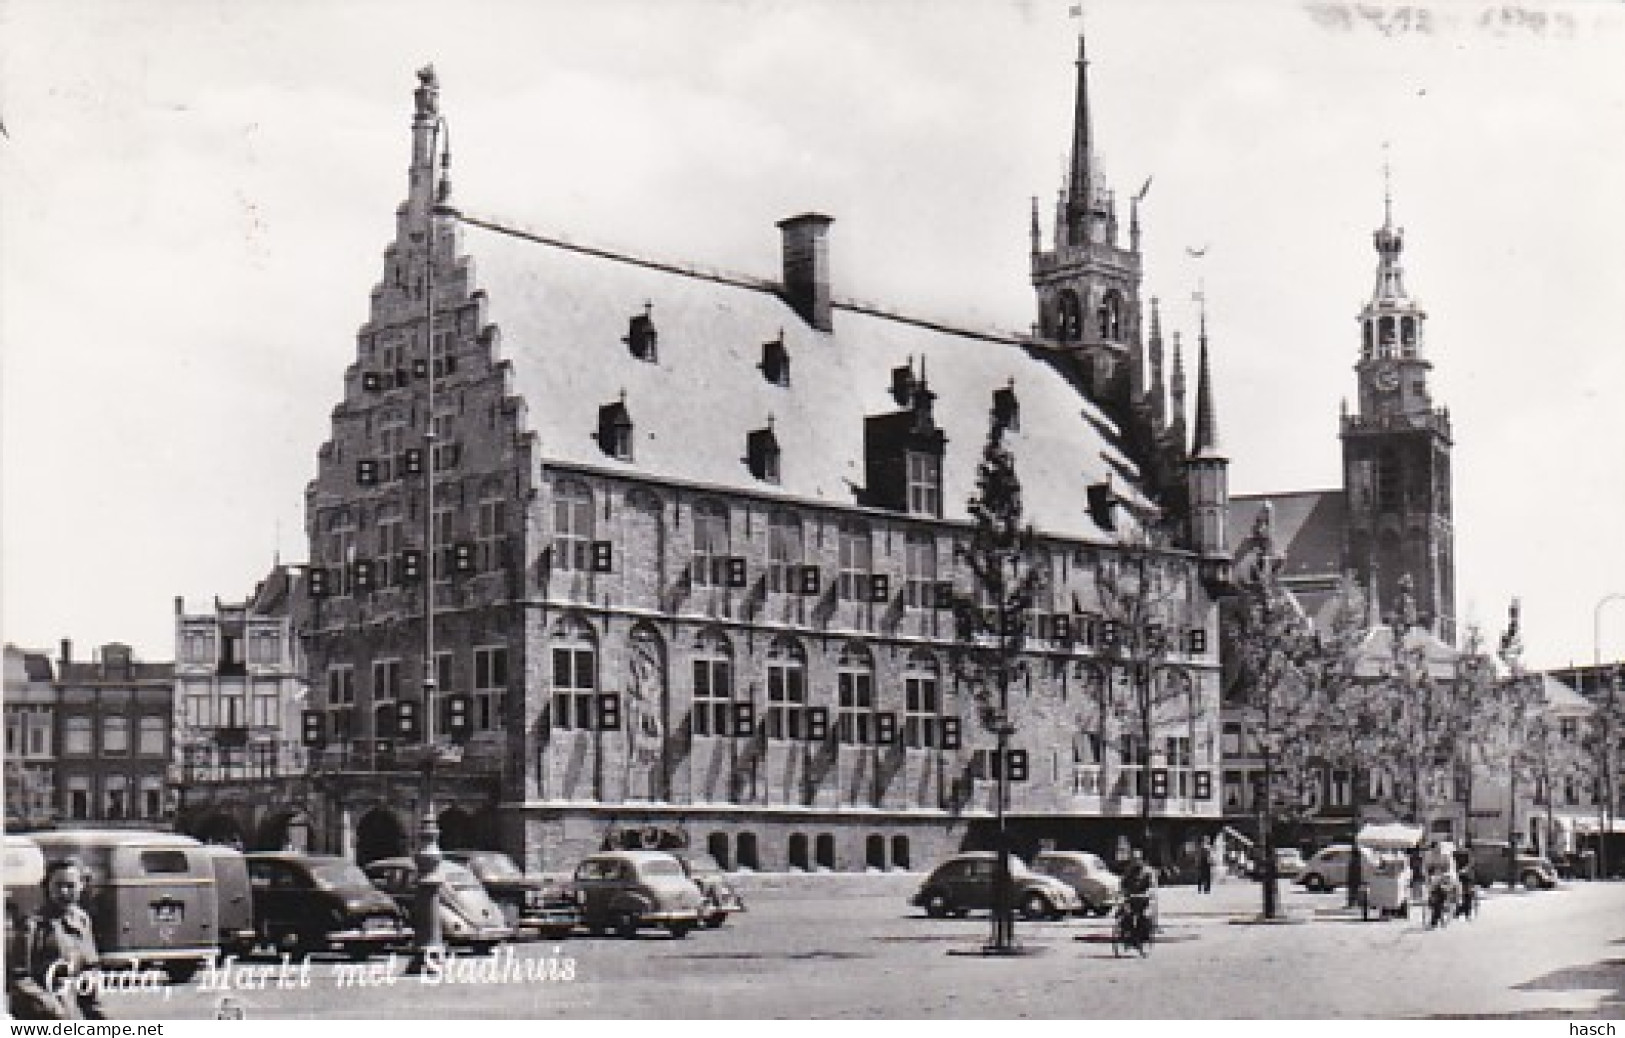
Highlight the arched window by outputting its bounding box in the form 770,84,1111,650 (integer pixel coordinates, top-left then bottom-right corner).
788,832,810,871
1056,290,1082,341
553,480,594,571
890,835,911,870
1362,321,1374,360
904,533,937,609
865,834,886,870
903,651,941,748
1378,316,1397,356
692,500,730,588
837,521,872,601
1401,316,1418,355
836,643,875,745
736,832,760,871
815,833,836,871
550,617,598,730
765,638,807,740
1097,290,1123,341
767,511,803,594
707,832,731,870
691,630,734,737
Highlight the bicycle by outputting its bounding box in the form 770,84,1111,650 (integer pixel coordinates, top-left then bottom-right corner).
1112,895,1154,958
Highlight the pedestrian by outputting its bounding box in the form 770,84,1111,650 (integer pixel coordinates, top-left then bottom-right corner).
6,857,106,1020
1196,836,1215,894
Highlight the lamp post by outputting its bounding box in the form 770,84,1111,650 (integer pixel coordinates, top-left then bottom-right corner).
406,65,453,974
1595,594,1624,878
1498,598,1531,891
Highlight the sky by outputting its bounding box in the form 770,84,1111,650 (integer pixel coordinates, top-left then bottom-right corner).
2,0,1623,672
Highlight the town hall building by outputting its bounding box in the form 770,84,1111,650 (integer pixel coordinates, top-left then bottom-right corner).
279,38,1235,873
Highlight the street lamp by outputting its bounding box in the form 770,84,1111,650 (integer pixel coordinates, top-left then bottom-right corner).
405,65,455,974
1593,593,1624,878
1498,598,1534,890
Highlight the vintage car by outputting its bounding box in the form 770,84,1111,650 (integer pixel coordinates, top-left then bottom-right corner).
363,856,513,953
245,852,410,959
30,829,220,982
1467,841,1560,889
671,850,747,928
910,852,1082,920
1031,850,1120,916
442,849,579,939
571,850,704,939
1296,844,1382,891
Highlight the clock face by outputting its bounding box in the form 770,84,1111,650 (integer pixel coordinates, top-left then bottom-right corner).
1374,364,1401,392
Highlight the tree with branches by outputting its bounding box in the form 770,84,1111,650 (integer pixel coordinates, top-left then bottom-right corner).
1291,575,1389,905
1224,502,1317,919
1369,576,1459,827
946,415,1045,954
1092,520,1209,865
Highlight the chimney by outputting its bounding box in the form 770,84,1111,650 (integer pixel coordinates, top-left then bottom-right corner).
777,214,834,332
59,638,72,667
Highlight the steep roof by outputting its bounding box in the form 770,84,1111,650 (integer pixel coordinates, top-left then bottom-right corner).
1351,624,1460,680
1229,491,1346,582
458,215,1152,542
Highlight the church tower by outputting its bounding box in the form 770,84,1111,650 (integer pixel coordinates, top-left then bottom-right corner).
1030,34,1143,412
1340,180,1456,643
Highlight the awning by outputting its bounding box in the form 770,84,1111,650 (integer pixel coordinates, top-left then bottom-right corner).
1569,816,1625,835
1357,822,1425,850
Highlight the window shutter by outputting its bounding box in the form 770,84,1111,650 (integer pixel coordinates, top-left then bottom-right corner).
597,693,622,731
875,712,897,745
804,706,829,742
869,574,891,603
1006,749,1029,783
731,701,756,737
399,549,423,584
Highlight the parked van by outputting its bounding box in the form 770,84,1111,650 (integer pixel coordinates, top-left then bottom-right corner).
203,844,256,957
4,832,46,926
28,829,219,982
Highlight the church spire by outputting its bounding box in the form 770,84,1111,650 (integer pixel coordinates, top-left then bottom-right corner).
1066,34,1094,245
1191,319,1221,459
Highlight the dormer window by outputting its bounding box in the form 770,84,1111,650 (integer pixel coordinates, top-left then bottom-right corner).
597,397,634,461
864,365,946,516
624,304,657,362
992,383,1020,433
747,425,781,484
906,452,941,517
761,336,790,387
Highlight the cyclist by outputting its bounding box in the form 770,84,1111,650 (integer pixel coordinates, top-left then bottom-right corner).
1118,847,1158,946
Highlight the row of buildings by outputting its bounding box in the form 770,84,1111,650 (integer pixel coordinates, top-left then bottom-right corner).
7,35,1622,874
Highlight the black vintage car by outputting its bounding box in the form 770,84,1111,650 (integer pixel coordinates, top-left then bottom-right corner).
245,852,410,959
441,849,579,939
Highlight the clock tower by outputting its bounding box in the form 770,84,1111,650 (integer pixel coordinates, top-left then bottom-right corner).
1340,185,1456,643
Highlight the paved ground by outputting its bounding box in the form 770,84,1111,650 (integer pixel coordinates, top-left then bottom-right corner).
95,876,1625,1020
